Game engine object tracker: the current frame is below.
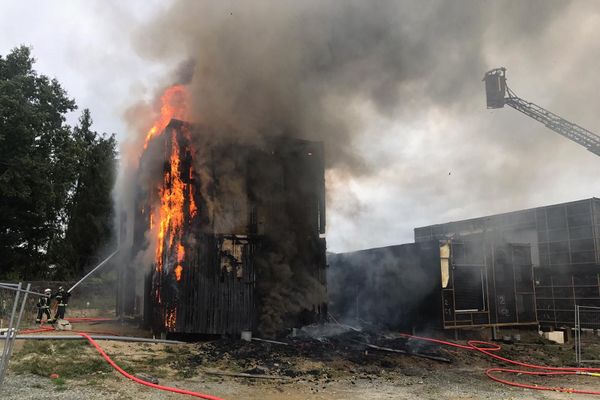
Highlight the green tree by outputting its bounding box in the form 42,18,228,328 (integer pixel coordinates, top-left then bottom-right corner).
0,46,77,279
54,110,117,277
0,46,117,279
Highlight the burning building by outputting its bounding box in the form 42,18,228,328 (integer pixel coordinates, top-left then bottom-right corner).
415,198,600,329
118,105,327,337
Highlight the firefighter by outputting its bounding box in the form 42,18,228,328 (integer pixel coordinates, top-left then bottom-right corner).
51,286,71,322
35,288,52,324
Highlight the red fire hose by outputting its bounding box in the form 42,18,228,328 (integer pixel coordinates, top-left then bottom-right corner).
20,319,225,400
66,317,115,323
79,332,224,400
19,327,55,335
21,319,600,396
400,333,600,395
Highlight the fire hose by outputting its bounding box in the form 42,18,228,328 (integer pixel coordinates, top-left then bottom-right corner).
80,332,224,400
20,318,600,396
400,333,600,395
19,319,225,400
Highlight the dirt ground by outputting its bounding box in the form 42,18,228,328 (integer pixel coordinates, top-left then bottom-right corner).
3,317,600,400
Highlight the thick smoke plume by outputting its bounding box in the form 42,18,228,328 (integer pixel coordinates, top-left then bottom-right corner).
131,1,574,173
132,0,432,172
328,244,436,331
119,0,596,333
122,0,591,245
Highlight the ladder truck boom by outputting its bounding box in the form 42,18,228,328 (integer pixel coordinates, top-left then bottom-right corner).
483,67,600,157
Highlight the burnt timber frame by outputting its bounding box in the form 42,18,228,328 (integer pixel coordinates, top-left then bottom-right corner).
121,119,327,336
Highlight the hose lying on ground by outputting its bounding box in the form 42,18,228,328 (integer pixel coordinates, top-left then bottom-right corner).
400,333,600,395
79,332,224,400
24,318,600,396
20,319,224,400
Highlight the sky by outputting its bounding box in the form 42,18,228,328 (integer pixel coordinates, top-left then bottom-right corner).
1,0,599,253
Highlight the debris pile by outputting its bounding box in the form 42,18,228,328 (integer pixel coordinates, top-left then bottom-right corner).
183,325,452,380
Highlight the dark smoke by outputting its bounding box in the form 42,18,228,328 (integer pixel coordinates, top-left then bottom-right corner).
121,0,589,333
327,243,437,331
132,1,454,173
128,1,600,252
187,136,327,335
132,1,571,171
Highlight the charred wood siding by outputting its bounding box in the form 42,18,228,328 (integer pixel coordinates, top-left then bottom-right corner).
158,235,256,335
120,120,327,336
249,138,327,331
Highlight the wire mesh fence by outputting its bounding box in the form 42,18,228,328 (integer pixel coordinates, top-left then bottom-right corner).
0,283,32,385
574,305,600,366
0,278,118,387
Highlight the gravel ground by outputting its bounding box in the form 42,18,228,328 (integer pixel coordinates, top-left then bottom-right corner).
3,323,600,400
3,362,600,400
2,350,600,400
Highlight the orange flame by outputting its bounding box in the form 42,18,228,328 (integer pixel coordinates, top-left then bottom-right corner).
155,130,186,273
165,308,177,329
189,185,197,218
144,85,189,149
143,84,197,330
145,85,192,273
175,243,185,281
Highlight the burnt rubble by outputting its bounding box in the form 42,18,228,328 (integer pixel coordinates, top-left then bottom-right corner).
178,325,451,381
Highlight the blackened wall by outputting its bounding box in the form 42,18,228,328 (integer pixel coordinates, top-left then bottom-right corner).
249,137,327,335
415,198,600,328
328,238,536,331
119,120,327,336
328,241,441,331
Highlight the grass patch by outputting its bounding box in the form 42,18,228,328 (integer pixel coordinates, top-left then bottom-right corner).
86,378,102,386
116,349,199,379
11,340,112,379
12,340,203,383
164,345,182,354
118,356,173,379
52,377,66,386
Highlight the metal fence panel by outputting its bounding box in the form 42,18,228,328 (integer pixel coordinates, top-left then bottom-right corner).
0,283,32,385
574,305,600,365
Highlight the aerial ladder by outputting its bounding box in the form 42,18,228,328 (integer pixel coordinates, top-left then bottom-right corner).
483,67,600,157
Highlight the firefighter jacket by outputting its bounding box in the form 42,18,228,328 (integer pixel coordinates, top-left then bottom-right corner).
37,296,50,309
53,290,71,306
